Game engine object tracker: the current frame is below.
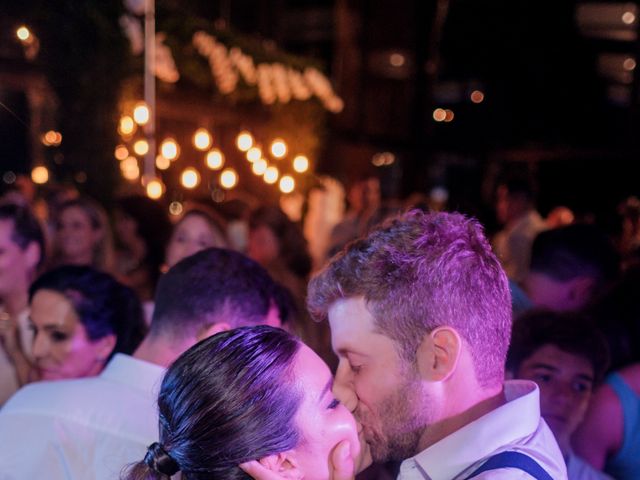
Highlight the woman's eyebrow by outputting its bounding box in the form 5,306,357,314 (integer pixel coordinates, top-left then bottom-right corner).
319,378,333,402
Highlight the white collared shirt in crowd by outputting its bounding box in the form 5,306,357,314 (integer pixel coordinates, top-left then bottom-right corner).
398,380,568,480
0,354,165,480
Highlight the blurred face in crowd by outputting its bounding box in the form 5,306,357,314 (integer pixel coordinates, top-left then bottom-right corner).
516,344,594,453
165,214,224,268
30,289,115,381
283,344,360,480
57,206,100,263
328,297,431,466
0,219,38,298
248,225,280,267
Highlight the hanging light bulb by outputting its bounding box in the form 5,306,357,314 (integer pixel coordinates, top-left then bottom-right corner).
31,165,49,184
133,102,150,125
246,147,262,163
279,175,295,194
193,128,212,151
220,168,238,189
146,178,165,199
205,149,225,170
16,26,31,42
292,155,309,173
236,131,253,151
118,116,136,136
114,144,129,161
160,138,180,161
155,155,171,170
264,166,279,184
120,157,140,181
270,138,287,158
133,139,149,156
252,158,268,175
181,168,200,189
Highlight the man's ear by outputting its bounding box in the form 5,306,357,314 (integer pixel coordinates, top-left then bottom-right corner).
197,321,232,342
258,452,303,480
416,327,461,382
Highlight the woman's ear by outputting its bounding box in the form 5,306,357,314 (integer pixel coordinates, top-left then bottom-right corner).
95,333,117,362
258,452,303,480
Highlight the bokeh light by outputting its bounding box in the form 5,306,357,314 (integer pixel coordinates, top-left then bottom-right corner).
193,128,212,151
279,175,295,194
205,149,225,170
160,138,179,161
181,168,200,189
236,131,253,151
270,138,287,158
293,155,309,173
31,166,49,184
133,102,150,125
133,139,149,156
252,158,268,175
220,168,238,189
264,166,279,184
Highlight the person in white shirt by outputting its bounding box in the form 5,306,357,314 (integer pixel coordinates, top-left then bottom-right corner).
0,247,283,480
245,211,567,480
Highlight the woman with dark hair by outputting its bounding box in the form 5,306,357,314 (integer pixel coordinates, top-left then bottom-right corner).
123,326,359,480
29,265,146,381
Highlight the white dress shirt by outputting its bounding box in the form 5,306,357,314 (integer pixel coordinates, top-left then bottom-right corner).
398,380,567,480
566,451,612,480
0,308,32,406
0,354,165,480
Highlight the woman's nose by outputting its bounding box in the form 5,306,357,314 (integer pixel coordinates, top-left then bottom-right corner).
31,332,49,360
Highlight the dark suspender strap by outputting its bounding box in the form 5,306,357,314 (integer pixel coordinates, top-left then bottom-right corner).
464,451,554,480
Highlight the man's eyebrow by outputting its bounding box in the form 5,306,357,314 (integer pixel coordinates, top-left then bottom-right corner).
528,363,559,372
319,378,333,403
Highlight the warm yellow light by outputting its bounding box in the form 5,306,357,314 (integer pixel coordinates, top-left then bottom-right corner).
120,157,140,181
119,116,136,136
181,168,200,189
155,155,171,170
622,11,636,25
270,139,287,158
16,26,31,42
433,108,446,122
470,90,485,103
252,158,268,175
133,139,149,156
220,168,238,189
246,147,262,163
133,102,150,125
160,138,179,160
169,201,184,216
264,166,279,184
31,166,49,184
193,128,212,151
206,149,225,170
279,175,295,194
114,145,128,161
293,155,309,173
146,179,164,200
236,131,253,151
624,57,636,71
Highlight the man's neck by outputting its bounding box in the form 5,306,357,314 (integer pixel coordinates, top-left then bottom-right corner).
133,335,192,369
417,385,505,453
1,289,29,317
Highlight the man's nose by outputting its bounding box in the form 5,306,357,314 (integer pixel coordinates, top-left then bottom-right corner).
333,360,358,413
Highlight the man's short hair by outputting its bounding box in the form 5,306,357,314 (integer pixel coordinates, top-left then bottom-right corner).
507,309,610,384
0,202,46,268
308,210,512,387
150,248,276,340
529,224,619,286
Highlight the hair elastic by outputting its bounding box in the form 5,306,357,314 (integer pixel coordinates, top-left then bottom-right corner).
144,442,180,476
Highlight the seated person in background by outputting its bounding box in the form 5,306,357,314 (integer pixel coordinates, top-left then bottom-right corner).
508,310,611,480
29,265,146,381
573,362,640,480
123,326,359,480
0,248,282,480
523,224,619,312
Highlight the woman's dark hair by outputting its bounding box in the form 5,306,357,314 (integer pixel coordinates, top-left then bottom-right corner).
123,326,302,480
29,265,146,361
249,206,312,279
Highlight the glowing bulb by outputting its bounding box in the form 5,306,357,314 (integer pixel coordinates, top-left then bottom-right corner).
433,108,446,122
119,116,136,136
115,144,129,161
206,149,224,170
270,139,287,158
293,155,309,173
622,11,636,24
155,155,171,170
133,139,149,155
31,166,49,184
264,166,279,184
279,175,295,194
169,201,184,216
120,157,140,181
236,131,253,151
220,168,238,189
252,158,268,175
133,102,150,125
470,90,485,103
247,147,262,163
42,130,61,146
16,26,31,42
444,109,455,122
146,179,164,199
193,128,212,151
181,168,200,189
160,138,179,160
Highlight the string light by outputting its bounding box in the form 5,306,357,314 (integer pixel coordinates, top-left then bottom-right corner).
133,102,150,125
444,109,455,122
433,108,446,122
119,116,136,136
181,168,200,189
193,128,212,150
155,155,171,170
120,157,140,181
470,90,485,103
264,166,279,184
293,155,309,173
236,131,253,151
146,179,165,199
252,158,268,175
31,166,49,184
160,138,179,161
247,147,262,163
115,144,129,161
169,201,183,216
279,175,295,193
270,138,287,158
206,149,225,170
220,168,238,189
133,139,149,155
16,26,31,42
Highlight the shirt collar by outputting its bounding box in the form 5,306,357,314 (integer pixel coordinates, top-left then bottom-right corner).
401,380,541,480
100,353,166,394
